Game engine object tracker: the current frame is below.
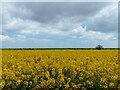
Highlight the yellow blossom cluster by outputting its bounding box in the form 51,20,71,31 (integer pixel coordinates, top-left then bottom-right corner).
1,50,119,89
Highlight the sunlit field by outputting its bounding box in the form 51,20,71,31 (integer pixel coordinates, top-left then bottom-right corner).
1,50,119,89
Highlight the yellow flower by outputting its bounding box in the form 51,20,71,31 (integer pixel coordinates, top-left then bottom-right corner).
100,78,107,84
103,85,107,88
59,77,64,83
45,71,50,78
112,75,118,81
24,81,28,86
2,50,119,89
41,80,47,87
86,80,93,85
109,82,114,87
64,83,69,89
79,77,83,80
58,68,62,74
2,80,5,88
51,78,55,85
17,80,21,85
29,81,32,86
52,69,56,77
77,84,82,88
55,88,59,90
73,84,77,88
67,78,71,82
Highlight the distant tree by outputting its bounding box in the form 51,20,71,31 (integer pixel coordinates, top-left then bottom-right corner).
96,45,104,50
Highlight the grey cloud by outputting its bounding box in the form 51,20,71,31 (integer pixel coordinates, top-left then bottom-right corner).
87,17,117,33
8,2,113,23
85,3,118,33
118,2,120,39
2,2,118,40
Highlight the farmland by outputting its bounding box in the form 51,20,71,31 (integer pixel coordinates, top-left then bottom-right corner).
1,50,119,89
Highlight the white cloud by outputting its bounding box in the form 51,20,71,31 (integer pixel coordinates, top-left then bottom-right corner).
70,26,116,40
3,3,33,20
0,2,2,35
82,31,115,40
16,34,26,40
3,16,116,41
2,2,118,46
3,3,33,34
0,35,12,41
90,3,117,23
3,17,40,34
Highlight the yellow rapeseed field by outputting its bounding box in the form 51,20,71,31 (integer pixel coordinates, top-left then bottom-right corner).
1,50,120,89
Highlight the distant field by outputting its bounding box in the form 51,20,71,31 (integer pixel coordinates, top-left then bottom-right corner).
1,48,119,50
1,50,119,89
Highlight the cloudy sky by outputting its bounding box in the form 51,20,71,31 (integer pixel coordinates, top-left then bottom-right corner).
0,2,118,48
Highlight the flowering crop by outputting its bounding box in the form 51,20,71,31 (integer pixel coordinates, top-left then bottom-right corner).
1,50,119,89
